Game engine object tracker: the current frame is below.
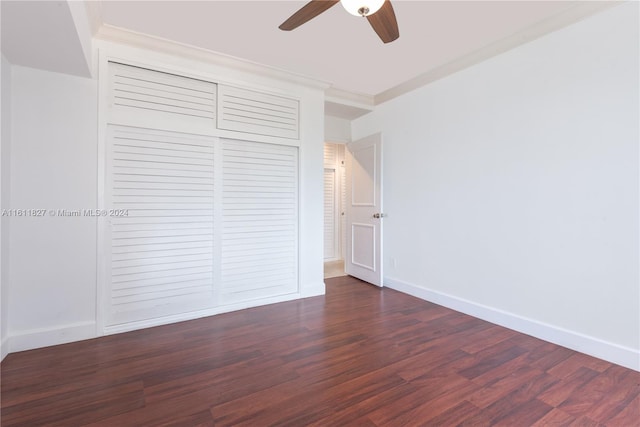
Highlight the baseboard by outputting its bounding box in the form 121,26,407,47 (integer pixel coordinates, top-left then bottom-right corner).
4,288,329,350
0,336,9,361
384,277,640,372
8,321,97,354
301,281,326,298
104,291,308,336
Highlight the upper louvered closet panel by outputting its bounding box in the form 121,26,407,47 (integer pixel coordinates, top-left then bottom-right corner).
108,62,217,135
217,85,299,140
105,125,216,326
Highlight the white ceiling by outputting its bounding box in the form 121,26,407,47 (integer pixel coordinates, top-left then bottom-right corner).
96,0,595,97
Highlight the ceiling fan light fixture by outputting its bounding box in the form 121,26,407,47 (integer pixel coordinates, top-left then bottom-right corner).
341,0,385,17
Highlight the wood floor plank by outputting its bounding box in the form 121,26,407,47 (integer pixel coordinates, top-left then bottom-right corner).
371,378,481,426
559,365,640,418
566,365,640,423
468,364,545,408
458,340,528,380
462,371,557,425
3,380,145,426
469,351,537,387
547,352,613,378
492,398,553,426
568,415,606,427
459,325,518,354
526,341,576,371
308,382,420,426
606,393,640,426
213,370,407,426
531,408,577,426
1,276,638,426
144,356,300,406
396,348,473,383
422,400,485,426
538,366,601,407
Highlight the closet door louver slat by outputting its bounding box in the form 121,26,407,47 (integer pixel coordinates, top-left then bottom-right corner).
106,126,216,326
218,85,299,139
221,139,298,304
108,62,217,136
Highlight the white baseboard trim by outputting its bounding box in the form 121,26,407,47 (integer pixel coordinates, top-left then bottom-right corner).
8,321,97,354
1,336,9,362
2,288,329,351
103,291,309,336
301,281,326,298
384,277,640,372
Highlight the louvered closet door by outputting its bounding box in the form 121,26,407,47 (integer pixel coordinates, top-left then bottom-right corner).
221,139,298,304
105,125,216,326
340,161,347,259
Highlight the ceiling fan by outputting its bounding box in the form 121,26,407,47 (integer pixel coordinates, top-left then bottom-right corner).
279,0,399,44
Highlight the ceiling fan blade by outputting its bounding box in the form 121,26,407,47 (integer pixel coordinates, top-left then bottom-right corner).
279,0,340,31
367,0,399,43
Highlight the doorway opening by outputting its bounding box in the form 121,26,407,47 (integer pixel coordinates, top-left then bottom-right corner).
324,142,346,278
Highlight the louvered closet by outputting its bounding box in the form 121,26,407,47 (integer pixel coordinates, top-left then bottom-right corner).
102,61,300,329
323,142,345,261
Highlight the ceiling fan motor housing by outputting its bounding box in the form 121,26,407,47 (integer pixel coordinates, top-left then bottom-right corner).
279,0,399,44
341,0,386,16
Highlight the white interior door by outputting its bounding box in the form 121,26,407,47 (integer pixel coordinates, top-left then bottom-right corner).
345,133,383,286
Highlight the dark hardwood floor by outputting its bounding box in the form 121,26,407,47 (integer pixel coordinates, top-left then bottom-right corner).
1,276,639,426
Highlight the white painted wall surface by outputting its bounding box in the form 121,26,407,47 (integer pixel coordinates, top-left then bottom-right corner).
298,91,326,298
352,3,639,369
9,65,98,350
324,115,351,143
1,54,11,360
1,1,92,78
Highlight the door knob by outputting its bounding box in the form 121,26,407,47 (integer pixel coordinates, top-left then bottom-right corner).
373,213,386,219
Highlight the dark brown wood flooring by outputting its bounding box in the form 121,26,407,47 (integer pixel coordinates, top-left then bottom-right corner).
1,276,639,426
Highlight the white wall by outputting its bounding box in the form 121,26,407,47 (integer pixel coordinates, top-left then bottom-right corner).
9,65,98,351
325,115,351,143
352,3,639,370
1,54,11,361
1,0,93,78
298,91,326,299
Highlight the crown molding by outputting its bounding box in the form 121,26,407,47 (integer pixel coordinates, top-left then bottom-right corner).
325,87,374,110
375,1,622,105
88,1,620,115
324,86,375,119
95,24,330,91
